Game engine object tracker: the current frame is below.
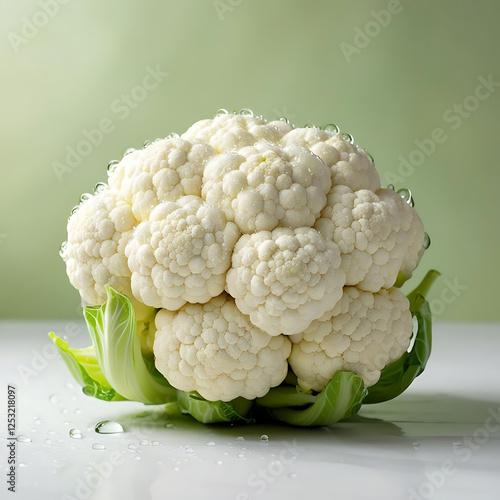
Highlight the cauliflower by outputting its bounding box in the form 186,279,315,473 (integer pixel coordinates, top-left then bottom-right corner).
289,286,413,391
54,110,437,426
154,293,291,401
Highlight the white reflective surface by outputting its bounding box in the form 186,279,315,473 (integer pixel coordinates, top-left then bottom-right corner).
1,321,499,500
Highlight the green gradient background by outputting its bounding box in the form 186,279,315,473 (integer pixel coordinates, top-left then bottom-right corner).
0,0,498,320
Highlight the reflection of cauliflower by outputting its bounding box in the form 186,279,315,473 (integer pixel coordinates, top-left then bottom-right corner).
61,110,427,402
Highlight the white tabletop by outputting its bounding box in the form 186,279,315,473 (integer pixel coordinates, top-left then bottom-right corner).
1,321,499,500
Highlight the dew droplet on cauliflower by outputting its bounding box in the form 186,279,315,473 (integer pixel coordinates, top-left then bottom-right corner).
314,185,424,292
62,189,136,306
280,127,380,193
202,141,331,233
154,293,291,401
108,137,216,221
226,227,346,336
288,286,413,391
126,195,240,310
182,113,292,153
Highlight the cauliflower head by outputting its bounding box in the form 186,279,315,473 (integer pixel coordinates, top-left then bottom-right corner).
61,110,427,403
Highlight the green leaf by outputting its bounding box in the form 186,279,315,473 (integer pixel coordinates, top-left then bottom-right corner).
49,332,125,402
364,269,440,404
177,391,254,424
84,287,177,405
264,371,367,427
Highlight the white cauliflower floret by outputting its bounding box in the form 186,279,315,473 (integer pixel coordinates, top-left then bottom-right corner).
126,196,240,310
314,186,424,292
226,227,346,336
280,127,380,193
202,141,331,233
183,112,292,153
154,293,291,401
62,189,136,306
289,286,413,391
108,137,216,221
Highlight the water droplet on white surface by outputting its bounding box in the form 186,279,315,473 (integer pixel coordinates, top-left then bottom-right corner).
134,455,141,461
95,420,124,434
260,435,269,442
216,460,223,465
128,444,138,450
452,441,462,448
34,418,42,425
205,441,215,447
16,435,31,443
323,123,339,134
152,441,160,446
237,453,245,458
49,395,60,404
412,441,421,449
185,447,195,454
44,439,52,446
235,436,245,442
140,440,150,446
74,408,82,415
92,443,106,450
165,423,175,429
69,429,82,439
47,430,56,436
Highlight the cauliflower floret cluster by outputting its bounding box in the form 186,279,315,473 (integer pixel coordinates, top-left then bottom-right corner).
61,110,426,401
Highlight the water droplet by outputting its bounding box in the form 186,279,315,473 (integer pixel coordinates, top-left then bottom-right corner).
152,441,160,446
47,430,56,436
30,428,36,433
423,232,431,249
107,160,119,175
279,117,290,124
412,441,421,449
49,395,60,404
365,151,375,165
143,140,152,148
304,123,317,129
16,435,31,443
165,423,175,429
387,184,395,191
452,441,462,448
128,444,138,450
34,418,42,425
260,435,269,442
140,440,150,446
69,429,82,439
44,439,52,446
237,453,245,458
185,447,195,454
205,441,215,447
341,132,354,143
216,460,223,465
123,148,136,157
214,108,229,117
134,455,141,461
166,133,180,140
93,182,108,194
239,108,253,116
397,188,414,206
61,409,68,414
95,420,124,434
173,466,180,472
235,436,245,442
79,193,92,204
59,241,68,258
92,443,106,451
323,123,339,134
